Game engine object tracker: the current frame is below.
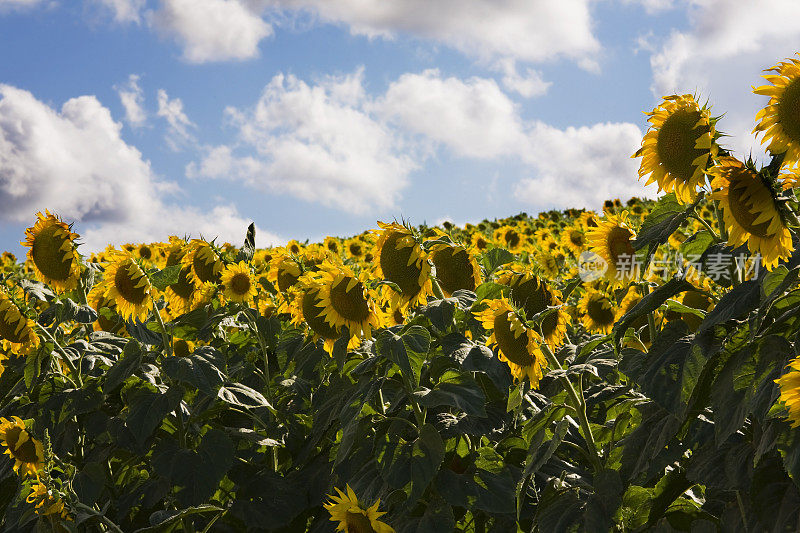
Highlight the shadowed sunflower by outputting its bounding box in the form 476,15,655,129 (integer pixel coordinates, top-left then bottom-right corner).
634,94,718,203
268,254,303,296
475,297,547,385
776,357,800,427
27,481,70,520
183,240,223,287
429,243,482,296
754,53,800,167
290,274,358,354
0,416,43,477
103,253,153,323
0,291,39,355
21,211,82,292
710,156,793,269
221,261,257,304
587,212,637,283
315,261,381,339
373,222,432,309
87,283,124,334
324,485,395,533
497,269,569,347
578,289,616,334
163,239,197,317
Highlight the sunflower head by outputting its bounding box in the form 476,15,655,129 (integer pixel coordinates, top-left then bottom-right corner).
268,254,303,296
493,225,525,251
87,282,125,334
578,289,616,334
345,238,366,261
0,416,43,477
324,485,395,533
373,222,432,309
183,240,223,286
315,261,380,340
429,243,482,296
497,270,568,346
563,226,587,255
26,481,71,520
710,156,793,269
587,212,637,283
634,94,718,204
754,53,800,168
221,261,257,304
102,252,153,323
475,297,546,385
289,274,356,355
164,242,197,317
470,232,490,252
0,291,40,355
21,211,82,293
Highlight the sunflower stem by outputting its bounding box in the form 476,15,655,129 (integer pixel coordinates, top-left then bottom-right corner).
152,298,172,357
36,324,80,387
431,278,446,300
714,200,729,243
690,213,720,241
540,343,602,472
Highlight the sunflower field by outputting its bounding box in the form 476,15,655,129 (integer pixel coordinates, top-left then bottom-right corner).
2,54,800,533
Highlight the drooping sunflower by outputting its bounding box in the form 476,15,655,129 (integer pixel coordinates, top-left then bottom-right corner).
753,54,800,168
26,481,70,520
429,243,482,296
372,222,433,309
163,239,197,317
315,261,381,339
183,240,223,287
20,211,82,292
324,485,395,533
87,282,125,334
578,289,617,334
497,269,569,347
220,261,257,304
0,291,39,355
0,416,43,477
268,254,303,296
290,274,353,354
102,252,154,323
475,297,547,385
587,212,637,283
710,156,793,269
634,94,718,203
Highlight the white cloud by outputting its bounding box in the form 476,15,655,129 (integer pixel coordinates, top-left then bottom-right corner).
649,0,800,160
156,88,196,150
188,70,417,213
621,0,675,14
495,59,551,98
0,84,274,251
116,74,146,127
93,0,145,23
151,0,273,62
268,0,600,67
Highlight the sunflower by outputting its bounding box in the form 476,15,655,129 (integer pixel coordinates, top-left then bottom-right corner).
497,270,569,347
289,275,350,354
182,240,223,287
429,243,482,296
475,297,547,385
324,236,343,257
587,212,637,282
535,251,561,279
0,291,39,355
0,416,43,477
470,232,490,252
493,225,525,252
344,238,366,261
268,254,303,296
163,240,197,317
710,157,793,269
26,481,70,520
20,211,82,292
776,357,800,427
372,222,433,309
634,94,718,203
325,485,395,533
315,261,381,339
221,261,257,304
102,252,153,323
578,289,616,334
753,54,800,168
87,282,125,334
173,338,196,358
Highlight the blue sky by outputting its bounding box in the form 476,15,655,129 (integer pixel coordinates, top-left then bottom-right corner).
0,0,797,254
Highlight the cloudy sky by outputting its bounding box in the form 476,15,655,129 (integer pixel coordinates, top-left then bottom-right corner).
0,0,798,253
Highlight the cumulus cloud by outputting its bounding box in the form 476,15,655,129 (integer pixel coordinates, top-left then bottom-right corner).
156,88,196,150
649,0,800,160
115,74,146,127
187,70,417,213
494,59,551,98
0,84,274,251
93,0,145,23
151,0,273,62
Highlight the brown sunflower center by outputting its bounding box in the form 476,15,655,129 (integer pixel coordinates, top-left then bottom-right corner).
302,289,340,339
31,224,73,282
587,296,615,327
138,245,152,260
114,261,148,305
504,230,520,249
171,267,196,300
493,312,534,367
230,272,252,295
777,77,800,143
510,277,559,339
344,511,377,533
569,230,585,247
432,247,477,295
4,426,40,464
277,262,301,293
0,309,27,343
607,226,635,264
727,173,775,238
329,278,370,322
474,237,488,250
379,231,423,299
349,242,363,256
327,241,340,253
656,108,709,181
174,339,192,358
193,249,221,284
